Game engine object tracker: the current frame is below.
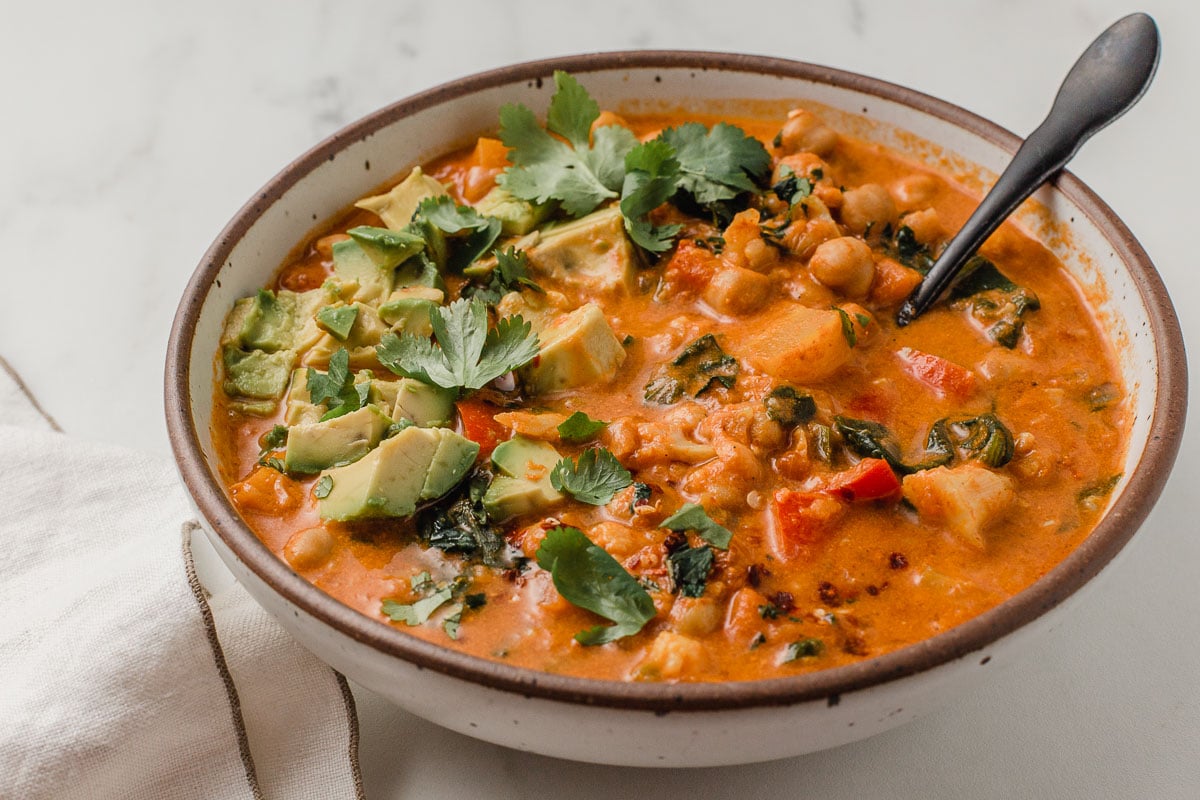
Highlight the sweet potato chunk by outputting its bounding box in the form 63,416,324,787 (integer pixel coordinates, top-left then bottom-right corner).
902,464,1015,548
733,303,853,384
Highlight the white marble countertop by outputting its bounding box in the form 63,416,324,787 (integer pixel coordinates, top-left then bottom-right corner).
4,0,1197,796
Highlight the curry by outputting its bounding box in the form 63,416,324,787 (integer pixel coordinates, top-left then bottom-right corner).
213,72,1126,682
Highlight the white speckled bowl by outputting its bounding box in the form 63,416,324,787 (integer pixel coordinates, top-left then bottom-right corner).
166,53,1186,767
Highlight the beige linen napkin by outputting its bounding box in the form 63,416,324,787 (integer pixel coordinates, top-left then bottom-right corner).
0,359,363,799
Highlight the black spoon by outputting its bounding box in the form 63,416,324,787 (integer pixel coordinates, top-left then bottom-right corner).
895,12,1160,327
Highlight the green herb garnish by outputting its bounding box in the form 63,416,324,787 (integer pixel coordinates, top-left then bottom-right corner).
550,447,632,505
660,502,732,549
620,138,683,252
782,637,825,662
535,525,656,645
643,333,739,404
660,121,771,205
557,411,609,443
668,544,714,598
376,297,539,393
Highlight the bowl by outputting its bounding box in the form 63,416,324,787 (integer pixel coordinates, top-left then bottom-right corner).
165,52,1186,767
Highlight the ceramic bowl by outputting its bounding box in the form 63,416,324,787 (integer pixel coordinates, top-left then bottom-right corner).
165,52,1186,767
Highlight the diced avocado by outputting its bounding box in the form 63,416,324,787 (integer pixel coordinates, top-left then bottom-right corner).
318,426,476,521
482,436,564,521
347,226,425,270
283,368,322,426
526,206,637,294
475,186,551,235
379,287,444,337
284,404,392,474
354,167,449,231
422,434,482,501
222,346,295,400
303,303,389,370
315,304,359,341
238,290,294,351
395,253,446,292
229,398,279,417
332,239,394,304
392,379,456,428
522,303,626,394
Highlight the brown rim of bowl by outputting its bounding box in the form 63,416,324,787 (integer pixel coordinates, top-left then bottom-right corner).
166,50,1187,713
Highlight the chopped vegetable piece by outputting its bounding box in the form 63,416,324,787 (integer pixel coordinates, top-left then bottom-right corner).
461,246,544,306
315,305,359,341
822,458,902,502
455,399,507,460
764,386,817,428
417,473,508,567
896,347,977,400
535,526,656,645
550,447,632,505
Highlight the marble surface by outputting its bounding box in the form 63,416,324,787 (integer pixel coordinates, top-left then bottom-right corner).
3,0,1197,796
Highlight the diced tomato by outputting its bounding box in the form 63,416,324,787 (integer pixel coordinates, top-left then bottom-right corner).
896,347,977,400
456,399,507,460
661,240,720,296
822,458,902,503
768,490,845,562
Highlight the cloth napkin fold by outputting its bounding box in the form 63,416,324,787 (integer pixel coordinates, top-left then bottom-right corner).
0,358,363,800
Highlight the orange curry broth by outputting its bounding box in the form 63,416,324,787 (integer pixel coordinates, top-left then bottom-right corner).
214,108,1127,682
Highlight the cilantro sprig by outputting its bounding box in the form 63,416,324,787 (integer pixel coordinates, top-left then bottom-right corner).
550,447,632,505
376,297,539,394
496,70,771,253
498,71,638,217
535,526,656,645
462,246,544,306
306,349,371,421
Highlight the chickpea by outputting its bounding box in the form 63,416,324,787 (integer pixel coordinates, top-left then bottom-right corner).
839,183,898,237
777,109,838,156
808,236,876,299
892,173,938,209
669,597,724,637
283,527,334,570
902,207,944,245
703,266,772,315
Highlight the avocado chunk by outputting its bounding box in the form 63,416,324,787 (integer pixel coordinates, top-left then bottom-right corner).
481,436,564,521
347,226,425,270
222,346,295,401
475,186,551,235
303,302,389,370
522,303,627,394
283,368,323,425
392,379,456,428
355,167,449,231
332,239,394,305
395,254,446,292
283,404,392,474
379,287,444,337
526,206,637,295
223,288,325,353
318,426,478,521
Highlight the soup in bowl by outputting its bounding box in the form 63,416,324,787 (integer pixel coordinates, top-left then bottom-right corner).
166,53,1185,766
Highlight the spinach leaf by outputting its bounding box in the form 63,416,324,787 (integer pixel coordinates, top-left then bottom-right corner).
535,526,656,645
417,471,508,567
668,544,714,598
764,386,817,428
644,334,739,404
948,256,1041,348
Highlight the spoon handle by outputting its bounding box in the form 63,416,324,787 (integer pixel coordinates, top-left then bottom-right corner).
896,12,1160,326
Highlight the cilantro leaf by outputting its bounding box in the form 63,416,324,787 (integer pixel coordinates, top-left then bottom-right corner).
376,297,540,393
462,246,544,306
668,544,714,598
620,139,684,252
498,71,638,217
257,424,288,464
772,165,813,207
782,637,825,662
550,447,632,505
660,503,732,549
535,526,656,645
382,586,453,626
557,411,608,443
660,122,771,205
306,349,353,407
